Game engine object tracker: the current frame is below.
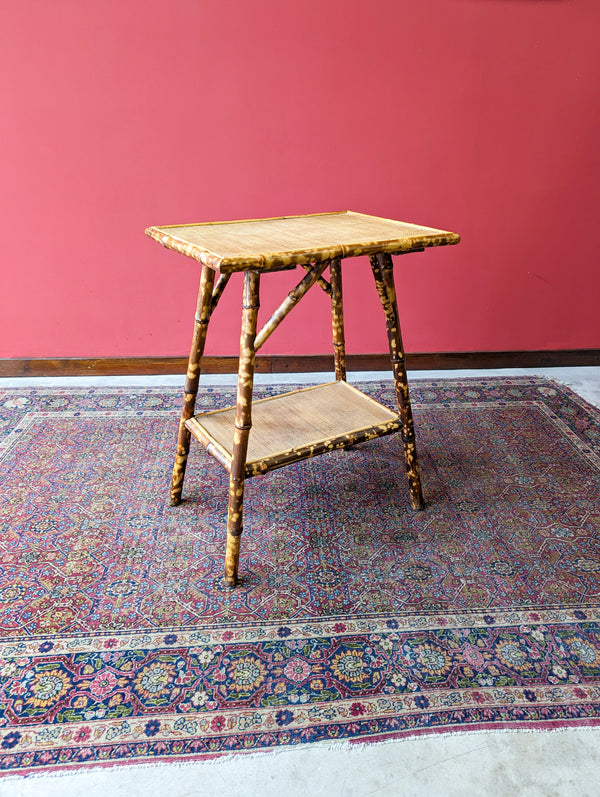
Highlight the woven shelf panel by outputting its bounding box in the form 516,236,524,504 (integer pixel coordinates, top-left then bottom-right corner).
145,211,460,273
189,381,398,467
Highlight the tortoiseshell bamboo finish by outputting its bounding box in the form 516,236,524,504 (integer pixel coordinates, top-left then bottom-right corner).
225,270,260,587
329,258,346,381
301,263,332,295
369,252,424,511
244,419,401,476
170,264,215,506
145,211,459,273
210,273,230,314
149,211,459,587
185,380,400,477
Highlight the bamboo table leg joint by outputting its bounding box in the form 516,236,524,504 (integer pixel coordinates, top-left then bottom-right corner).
146,212,460,586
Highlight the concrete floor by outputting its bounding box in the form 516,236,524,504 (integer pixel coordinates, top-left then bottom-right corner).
1,366,599,797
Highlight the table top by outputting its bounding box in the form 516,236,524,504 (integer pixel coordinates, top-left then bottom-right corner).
145,211,460,274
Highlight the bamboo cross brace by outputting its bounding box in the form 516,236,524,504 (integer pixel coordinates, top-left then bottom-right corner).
300,263,332,295
210,273,231,315
253,261,331,351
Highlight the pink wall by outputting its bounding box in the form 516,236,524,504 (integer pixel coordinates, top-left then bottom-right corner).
1,0,599,359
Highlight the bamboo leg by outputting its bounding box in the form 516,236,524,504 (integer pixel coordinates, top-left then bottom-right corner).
330,258,346,381
170,264,216,507
225,270,260,587
369,253,424,511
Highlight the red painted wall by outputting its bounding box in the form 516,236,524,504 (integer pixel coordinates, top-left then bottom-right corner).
2,0,599,359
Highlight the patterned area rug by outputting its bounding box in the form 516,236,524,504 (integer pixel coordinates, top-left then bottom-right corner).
1,377,600,774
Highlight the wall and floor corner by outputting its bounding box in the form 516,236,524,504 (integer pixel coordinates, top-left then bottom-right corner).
1,0,599,368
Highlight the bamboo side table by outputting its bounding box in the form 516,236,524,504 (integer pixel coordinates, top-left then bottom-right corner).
146,211,460,587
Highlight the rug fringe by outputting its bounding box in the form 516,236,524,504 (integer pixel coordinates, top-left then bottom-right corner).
7,723,600,783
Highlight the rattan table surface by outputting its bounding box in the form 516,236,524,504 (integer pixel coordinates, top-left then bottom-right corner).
145,210,460,274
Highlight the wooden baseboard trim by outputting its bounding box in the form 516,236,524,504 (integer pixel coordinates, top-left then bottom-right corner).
1,350,599,378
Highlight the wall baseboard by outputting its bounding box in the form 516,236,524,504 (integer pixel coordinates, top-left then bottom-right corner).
1,350,599,377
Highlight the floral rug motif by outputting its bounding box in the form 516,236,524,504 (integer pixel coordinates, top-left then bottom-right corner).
1,377,600,773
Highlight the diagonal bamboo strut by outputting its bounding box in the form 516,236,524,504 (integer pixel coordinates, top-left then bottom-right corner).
254,261,330,351
301,263,332,295
210,273,230,315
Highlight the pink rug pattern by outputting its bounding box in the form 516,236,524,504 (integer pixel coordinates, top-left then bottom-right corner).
1,377,599,773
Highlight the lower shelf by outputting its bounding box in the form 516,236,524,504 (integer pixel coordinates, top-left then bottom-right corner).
186,380,402,476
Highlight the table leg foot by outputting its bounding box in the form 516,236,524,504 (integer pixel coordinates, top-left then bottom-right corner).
225,476,244,587
402,432,425,510
225,532,241,587
410,493,425,511
170,444,189,506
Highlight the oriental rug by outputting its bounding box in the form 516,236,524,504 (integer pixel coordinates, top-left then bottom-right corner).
1,377,600,775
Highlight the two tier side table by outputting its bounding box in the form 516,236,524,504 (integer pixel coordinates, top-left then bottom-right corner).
145,211,460,587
